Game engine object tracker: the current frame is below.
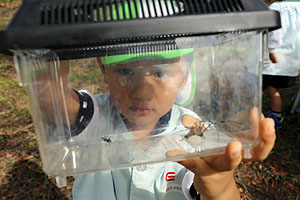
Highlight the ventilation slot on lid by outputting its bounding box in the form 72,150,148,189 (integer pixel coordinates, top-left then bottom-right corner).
40,0,244,25
0,0,281,52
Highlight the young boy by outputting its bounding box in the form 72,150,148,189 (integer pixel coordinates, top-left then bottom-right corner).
263,0,300,127
52,49,276,200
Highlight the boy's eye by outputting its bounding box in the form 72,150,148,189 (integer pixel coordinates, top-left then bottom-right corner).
154,71,168,79
117,68,134,75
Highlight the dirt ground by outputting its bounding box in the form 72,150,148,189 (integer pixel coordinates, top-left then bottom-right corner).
0,1,300,200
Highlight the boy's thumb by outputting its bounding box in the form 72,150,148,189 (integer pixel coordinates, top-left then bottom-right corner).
211,141,243,172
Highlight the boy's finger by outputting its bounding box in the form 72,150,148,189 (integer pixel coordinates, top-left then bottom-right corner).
249,107,260,139
167,141,242,175
178,157,212,176
207,141,243,172
166,150,213,176
251,118,276,161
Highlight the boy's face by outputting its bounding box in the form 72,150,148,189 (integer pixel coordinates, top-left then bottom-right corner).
100,57,189,130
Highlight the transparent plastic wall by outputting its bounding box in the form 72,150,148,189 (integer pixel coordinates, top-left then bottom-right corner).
13,31,264,181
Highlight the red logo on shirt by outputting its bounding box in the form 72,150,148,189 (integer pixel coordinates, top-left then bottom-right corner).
165,172,176,182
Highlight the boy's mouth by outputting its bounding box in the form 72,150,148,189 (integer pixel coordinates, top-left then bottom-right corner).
130,107,152,115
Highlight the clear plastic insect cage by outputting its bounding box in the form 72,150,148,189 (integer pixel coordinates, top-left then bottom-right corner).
0,0,280,187
15,32,262,176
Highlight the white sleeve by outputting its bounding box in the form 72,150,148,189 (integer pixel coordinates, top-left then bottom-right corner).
267,3,283,53
268,28,283,53
182,170,195,200
71,90,100,140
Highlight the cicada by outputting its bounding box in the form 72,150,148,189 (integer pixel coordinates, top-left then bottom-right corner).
184,120,213,140
183,119,245,141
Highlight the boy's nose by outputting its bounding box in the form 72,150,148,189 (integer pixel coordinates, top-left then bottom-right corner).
129,75,154,100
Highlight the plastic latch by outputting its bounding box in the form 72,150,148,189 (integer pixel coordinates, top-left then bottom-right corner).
13,55,24,86
55,176,67,188
243,148,252,159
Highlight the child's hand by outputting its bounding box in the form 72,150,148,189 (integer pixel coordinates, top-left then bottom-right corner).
269,52,280,63
170,112,276,200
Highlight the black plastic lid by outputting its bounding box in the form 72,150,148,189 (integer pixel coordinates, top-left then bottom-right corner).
0,0,281,55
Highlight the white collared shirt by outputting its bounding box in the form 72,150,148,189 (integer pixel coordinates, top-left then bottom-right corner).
263,1,300,76
72,93,199,200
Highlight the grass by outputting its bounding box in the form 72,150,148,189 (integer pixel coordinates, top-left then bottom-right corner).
0,0,20,30
0,55,73,200
0,57,31,128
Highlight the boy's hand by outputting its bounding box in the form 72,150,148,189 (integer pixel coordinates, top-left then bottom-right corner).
269,52,280,63
168,111,276,200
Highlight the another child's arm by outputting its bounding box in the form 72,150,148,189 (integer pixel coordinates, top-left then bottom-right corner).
172,113,276,200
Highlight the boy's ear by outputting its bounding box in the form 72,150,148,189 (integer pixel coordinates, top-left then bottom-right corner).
180,61,194,91
96,57,105,75
180,77,187,91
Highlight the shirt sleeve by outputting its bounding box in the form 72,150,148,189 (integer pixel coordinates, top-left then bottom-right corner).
70,89,95,137
182,170,196,200
268,28,283,53
70,90,101,140
267,2,284,53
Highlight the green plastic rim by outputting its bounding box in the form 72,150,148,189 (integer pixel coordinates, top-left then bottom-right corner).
178,60,197,107
100,48,194,66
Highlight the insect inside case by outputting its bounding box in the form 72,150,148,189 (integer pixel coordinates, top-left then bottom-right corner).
0,0,280,187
